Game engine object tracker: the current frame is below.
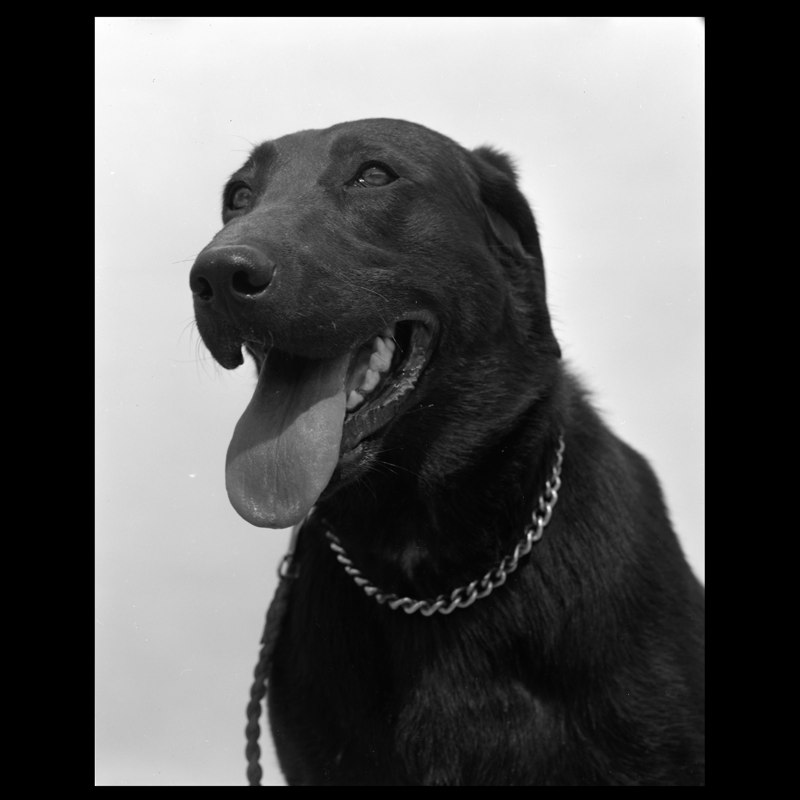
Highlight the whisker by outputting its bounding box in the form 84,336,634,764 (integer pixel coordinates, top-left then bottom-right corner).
229,134,258,149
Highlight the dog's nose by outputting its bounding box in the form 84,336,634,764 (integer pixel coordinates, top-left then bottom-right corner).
189,245,276,304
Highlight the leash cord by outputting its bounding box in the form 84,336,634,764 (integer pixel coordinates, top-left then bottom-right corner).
244,639,270,786
245,526,302,786
245,575,293,786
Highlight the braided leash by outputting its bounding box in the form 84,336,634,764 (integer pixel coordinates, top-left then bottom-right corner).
245,528,301,786
244,434,564,783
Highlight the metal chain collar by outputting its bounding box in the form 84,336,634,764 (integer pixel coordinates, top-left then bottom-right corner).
322,434,565,617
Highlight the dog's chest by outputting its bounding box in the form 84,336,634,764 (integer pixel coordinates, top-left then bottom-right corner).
267,581,555,785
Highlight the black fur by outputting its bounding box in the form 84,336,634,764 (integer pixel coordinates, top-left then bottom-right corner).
190,119,704,785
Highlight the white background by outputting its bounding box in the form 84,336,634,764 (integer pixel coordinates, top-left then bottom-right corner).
95,17,704,786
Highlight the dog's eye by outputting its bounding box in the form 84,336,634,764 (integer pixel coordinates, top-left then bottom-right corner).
227,184,253,210
352,163,398,188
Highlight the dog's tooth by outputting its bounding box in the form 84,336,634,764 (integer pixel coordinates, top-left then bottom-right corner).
346,390,364,411
378,335,396,366
370,339,392,373
369,352,387,373
375,336,395,364
360,368,380,394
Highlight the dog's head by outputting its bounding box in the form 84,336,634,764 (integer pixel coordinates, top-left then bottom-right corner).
190,119,561,529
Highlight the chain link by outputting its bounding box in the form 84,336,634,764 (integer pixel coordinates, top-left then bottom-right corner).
322,434,565,616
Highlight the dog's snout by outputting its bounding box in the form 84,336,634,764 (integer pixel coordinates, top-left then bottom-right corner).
190,245,276,304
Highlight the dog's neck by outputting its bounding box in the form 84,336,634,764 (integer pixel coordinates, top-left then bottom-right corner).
314,371,569,599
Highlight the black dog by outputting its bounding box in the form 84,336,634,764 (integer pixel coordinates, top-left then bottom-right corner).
189,119,704,786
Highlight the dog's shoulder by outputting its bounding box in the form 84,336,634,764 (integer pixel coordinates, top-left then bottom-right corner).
557,368,701,596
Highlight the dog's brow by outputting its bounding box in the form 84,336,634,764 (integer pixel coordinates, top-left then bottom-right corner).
247,141,277,171
329,133,399,165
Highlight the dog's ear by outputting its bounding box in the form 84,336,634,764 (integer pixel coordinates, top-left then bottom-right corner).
471,145,560,359
471,146,543,263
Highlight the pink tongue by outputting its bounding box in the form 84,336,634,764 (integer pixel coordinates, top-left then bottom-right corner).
225,349,349,528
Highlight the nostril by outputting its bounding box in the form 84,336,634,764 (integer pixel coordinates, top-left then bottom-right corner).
191,274,214,301
232,268,271,297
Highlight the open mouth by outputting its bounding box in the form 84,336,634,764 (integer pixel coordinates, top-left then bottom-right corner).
341,320,433,453
225,318,435,529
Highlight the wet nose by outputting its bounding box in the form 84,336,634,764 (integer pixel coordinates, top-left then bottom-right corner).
189,245,276,305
